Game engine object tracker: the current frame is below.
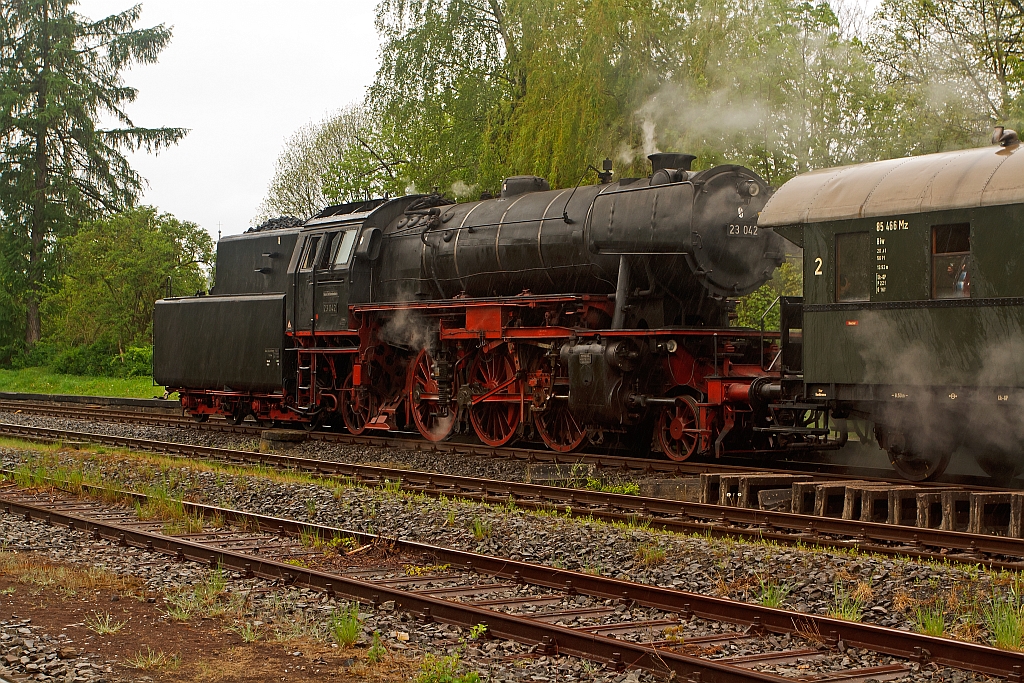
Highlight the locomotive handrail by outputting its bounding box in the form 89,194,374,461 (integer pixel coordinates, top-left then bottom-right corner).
759,295,782,371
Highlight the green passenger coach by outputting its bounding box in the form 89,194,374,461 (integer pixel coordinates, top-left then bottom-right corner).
759,134,1024,481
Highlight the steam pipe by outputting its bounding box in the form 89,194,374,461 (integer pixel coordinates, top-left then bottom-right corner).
611,256,630,329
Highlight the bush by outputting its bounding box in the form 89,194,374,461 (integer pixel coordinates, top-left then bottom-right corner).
45,341,152,378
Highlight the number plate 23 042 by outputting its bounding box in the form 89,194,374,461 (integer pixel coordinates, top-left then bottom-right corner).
727,224,759,237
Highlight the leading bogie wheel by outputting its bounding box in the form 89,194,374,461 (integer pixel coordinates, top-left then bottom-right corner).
656,396,702,461
468,345,523,447
340,370,375,435
408,348,457,442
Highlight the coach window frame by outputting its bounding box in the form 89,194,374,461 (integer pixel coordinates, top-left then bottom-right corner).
931,223,971,299
834,231,871,303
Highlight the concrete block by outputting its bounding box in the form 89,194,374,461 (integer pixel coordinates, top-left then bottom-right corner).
791,481,821,515
968,492,1024,537
639,478,701,502
813,481,869,518
941,491,973,532
757,488,793,511
916,492,945,529
842,485,897,522
524,463,594,484
889,488,926,526
259,429,306,452
736,474,812,509
700,473,721,505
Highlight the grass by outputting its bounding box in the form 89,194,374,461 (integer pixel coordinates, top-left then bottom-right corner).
634,541,666,566
125,647,178,670
985,593,1024,650
756,577,792,608
329,603,362,646
0,366,166,399
0,551,139,598
367,631,387,664
230,622,264,643
163,569,230,621
469,517,492,540
829,582,866,622
416,653,479,683
914,601,946,637
85,611,127,635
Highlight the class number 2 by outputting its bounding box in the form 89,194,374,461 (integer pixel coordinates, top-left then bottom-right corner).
814,257,823,276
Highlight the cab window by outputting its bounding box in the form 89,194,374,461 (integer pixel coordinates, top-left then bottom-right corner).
317,232,338,269
932,224,970,299
835,232,871,302
332,229,358,268
299,235,321,270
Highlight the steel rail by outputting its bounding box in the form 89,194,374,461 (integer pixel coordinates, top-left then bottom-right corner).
3,479,1022,679
0,491,799,682
2,422,1024,572
1,398,1001,489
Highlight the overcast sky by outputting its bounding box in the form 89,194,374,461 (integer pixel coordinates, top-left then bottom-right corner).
77,1,381,239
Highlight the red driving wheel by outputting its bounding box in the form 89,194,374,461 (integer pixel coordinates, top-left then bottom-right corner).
656,396,702,461
468,345,522,447
408,349,457,441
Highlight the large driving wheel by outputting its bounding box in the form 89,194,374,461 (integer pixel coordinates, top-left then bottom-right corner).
656,396,702,461
535,400,586,453
408,349,457,442
878,424,950,482
340,370,375,435
468,345,522,447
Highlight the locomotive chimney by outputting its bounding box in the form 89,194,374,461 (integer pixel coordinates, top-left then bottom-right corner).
648,153,696,173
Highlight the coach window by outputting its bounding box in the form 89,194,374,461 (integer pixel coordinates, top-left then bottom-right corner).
932,223,970,299
299,235,321,270
332,229,358,268
835,232,871,302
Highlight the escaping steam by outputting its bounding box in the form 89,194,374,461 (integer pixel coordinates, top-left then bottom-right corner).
451,180,479,200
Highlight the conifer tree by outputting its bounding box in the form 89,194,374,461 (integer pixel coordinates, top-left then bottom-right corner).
0,1,186,347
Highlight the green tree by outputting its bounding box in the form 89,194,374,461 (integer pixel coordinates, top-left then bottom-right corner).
865,0,1024,156
42,207,213,352
734,259,803,330
257,105,400,221
0,1,187,348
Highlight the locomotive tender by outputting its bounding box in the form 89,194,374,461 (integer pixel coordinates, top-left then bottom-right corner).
155,138,1024,481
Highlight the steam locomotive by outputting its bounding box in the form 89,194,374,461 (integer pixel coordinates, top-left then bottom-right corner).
154,139,1024,482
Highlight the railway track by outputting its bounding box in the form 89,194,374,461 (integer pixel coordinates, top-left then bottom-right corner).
0,397,1009,489
3,421,1024,572
1,476,1020,681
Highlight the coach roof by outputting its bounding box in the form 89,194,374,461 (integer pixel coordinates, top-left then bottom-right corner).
758,143,1024,227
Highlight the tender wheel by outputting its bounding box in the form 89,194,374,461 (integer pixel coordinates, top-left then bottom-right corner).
878,425,950,481
408,349,457,442
468,345,522,447
227,407,246,426
656,396,702,461
534,400,586,452
340,371,375,436
191,413,209,423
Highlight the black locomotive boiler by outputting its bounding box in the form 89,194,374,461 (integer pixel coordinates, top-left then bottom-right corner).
155,153,821,460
